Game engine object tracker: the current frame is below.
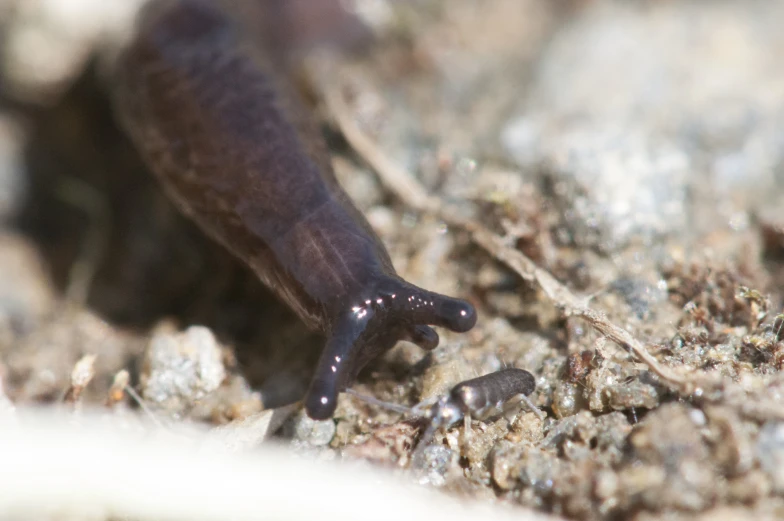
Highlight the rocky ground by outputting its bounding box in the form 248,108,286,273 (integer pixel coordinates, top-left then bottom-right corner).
1,0,784,520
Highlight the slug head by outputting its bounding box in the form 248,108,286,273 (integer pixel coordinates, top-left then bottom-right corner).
304,276,477,420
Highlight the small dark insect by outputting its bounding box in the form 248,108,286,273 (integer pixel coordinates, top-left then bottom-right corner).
348,368,540,464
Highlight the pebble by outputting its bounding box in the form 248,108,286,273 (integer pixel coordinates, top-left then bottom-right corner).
141,325,227,415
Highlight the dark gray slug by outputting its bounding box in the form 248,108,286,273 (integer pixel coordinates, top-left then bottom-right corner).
112,0,477,419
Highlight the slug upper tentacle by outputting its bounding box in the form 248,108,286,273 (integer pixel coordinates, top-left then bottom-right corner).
114,0,477,420
305,275,477,419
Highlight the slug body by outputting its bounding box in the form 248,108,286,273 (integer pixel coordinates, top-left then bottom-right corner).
113,0,477,419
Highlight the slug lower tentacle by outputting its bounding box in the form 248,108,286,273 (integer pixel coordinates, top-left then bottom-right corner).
113,0,477,419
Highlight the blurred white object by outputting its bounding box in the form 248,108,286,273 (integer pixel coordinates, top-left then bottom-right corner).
2,0,146,102
0,408,558,521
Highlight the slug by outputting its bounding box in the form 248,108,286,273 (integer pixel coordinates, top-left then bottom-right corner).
112,0,477,420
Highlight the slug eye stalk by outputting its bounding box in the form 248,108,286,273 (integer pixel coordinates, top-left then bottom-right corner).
305,276,476,420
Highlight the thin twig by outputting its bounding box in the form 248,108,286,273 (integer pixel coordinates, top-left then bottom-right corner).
124,382,168,430
321,84,437,214
323,79,690,394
